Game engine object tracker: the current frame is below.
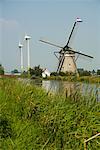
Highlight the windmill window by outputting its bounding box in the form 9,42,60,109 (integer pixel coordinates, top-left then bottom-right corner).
69,64,71,66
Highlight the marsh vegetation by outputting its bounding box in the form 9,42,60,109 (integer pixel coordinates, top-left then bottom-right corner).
0,77,100,149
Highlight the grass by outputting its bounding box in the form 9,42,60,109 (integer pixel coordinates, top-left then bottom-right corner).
0,77,100,150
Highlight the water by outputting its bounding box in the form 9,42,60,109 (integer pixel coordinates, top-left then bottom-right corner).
19,78,100,100
42,80,100,100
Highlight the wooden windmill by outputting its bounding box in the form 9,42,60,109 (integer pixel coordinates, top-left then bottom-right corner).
40,18,93,74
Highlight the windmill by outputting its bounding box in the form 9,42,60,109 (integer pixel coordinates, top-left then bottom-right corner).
39,18,93,74
18,42,23,73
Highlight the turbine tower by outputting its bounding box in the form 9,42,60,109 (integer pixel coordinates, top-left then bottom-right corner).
24,35,31,71
18,42,23,73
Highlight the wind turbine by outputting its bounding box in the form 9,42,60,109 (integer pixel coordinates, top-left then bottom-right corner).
18,42,23,73
24,34,31,71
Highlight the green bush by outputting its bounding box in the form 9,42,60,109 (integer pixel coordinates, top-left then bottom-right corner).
0,64,4,75
0,116,13,139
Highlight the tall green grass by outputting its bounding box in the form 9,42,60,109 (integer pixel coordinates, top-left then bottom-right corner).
0,78,100,150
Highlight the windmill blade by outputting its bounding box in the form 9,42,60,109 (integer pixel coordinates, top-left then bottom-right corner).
63,45,93,59
39,39,66,71
57,53,65,73
54,51,59,60
66,21,77,47
75,54,80,62
75,51,93,58
66,18,83,47
39,39,63,49
67,50,93,58
39,39,93,58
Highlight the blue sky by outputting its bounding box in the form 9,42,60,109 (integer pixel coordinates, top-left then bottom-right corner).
0,0,100,72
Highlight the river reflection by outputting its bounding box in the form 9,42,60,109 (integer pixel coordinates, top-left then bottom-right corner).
42,80,100,99
42,80,78,96
19,78,100,100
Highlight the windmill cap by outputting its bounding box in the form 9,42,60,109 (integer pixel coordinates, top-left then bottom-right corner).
76,18,83,22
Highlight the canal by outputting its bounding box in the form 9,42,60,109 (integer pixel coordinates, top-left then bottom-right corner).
31,79,100,100
19,78,100,100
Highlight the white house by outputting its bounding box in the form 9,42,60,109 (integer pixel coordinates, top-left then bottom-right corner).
42,68,50,78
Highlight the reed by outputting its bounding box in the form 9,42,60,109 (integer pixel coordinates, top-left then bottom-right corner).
0,77,100,150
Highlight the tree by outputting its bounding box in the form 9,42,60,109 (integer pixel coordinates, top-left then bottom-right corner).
29,65,42,77
0,64,4,75
78,68,91,76
11,69,19,74
50,72,58,76
50,71,76,76
97,69,100,75
91,69,96,75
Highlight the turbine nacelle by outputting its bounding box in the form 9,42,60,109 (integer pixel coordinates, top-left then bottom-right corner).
18,42,23,48
24,35,31,40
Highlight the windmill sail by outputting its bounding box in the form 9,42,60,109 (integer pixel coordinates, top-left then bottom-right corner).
57,18,82,73
57,53,65,73
66,18,82,48
39,39,63,49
